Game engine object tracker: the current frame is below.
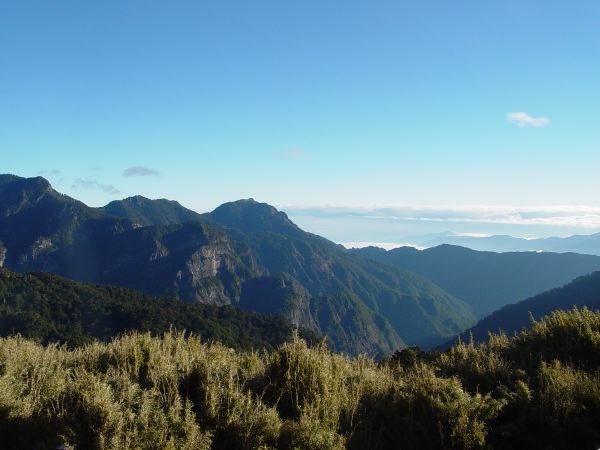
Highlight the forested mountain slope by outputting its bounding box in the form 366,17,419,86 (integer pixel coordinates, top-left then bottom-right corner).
455,271,600,344
0,267,316,350
352,244,600,318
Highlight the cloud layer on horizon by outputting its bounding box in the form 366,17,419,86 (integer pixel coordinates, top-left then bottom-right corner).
284,205,600,229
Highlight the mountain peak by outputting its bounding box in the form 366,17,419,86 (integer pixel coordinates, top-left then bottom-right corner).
100,195,202,226
209,199,303,237
0,174,55,218
0,174,52,191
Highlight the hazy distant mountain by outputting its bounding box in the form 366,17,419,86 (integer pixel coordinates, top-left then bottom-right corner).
99,195,203,226
455,271,600,344
423,232,600,255
351,245,600,318
0,174,477,354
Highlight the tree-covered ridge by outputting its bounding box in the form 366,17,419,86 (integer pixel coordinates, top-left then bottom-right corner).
1,308,600,449
351,244,600,318
456,270,600,344
99,195,204,226
0,268,316,351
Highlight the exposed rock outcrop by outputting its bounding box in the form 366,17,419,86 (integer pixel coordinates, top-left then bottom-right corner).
0,241,6,267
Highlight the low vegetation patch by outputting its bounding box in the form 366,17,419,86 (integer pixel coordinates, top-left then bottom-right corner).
0,307,600,449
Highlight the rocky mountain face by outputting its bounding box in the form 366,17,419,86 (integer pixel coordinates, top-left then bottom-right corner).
0,174,478,355
352,244,600,318
0,241,6,267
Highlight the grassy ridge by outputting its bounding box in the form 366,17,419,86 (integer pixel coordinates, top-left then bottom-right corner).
1,308,600,449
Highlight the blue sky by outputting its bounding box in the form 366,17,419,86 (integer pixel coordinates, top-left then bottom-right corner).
2,1,600,243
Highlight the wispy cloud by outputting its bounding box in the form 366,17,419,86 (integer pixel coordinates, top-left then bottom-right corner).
123,166,161,177
507,111,550,128
37,169,62,175
72,179,120,195
283,149,311,160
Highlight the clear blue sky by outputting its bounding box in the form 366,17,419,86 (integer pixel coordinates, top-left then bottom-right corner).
2,1,600,241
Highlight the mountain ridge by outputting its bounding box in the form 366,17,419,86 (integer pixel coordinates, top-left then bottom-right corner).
452,270,600,345
0,174,477,355
351,244,600,318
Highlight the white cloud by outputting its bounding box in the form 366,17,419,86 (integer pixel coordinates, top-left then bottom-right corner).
507,111,550,128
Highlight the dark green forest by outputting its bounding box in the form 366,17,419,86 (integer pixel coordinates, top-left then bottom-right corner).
0,268,316,351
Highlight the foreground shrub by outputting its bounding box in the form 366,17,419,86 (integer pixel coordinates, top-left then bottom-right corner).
1,308,600,449
350,364,503,450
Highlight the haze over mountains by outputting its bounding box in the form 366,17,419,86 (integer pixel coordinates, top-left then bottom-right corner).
416,232,600,255
3,174,600,356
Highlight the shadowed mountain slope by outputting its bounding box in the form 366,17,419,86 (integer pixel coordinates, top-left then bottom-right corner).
454,271,600,344
351,244,600,318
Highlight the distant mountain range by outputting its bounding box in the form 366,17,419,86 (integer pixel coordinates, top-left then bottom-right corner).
454,270,600,344
0,174,478,354
420,232,600,255
351,245,600,318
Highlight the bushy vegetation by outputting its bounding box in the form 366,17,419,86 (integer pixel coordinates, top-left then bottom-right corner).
1,307,599,449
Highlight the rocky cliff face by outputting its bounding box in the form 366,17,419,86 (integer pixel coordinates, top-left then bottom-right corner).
171,236,257,305
0,241,6,267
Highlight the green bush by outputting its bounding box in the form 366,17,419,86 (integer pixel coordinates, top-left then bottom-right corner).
1,308,600,449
